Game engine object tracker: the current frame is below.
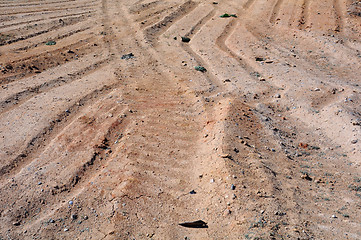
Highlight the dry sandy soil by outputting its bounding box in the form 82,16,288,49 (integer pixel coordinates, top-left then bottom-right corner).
0,0,361,239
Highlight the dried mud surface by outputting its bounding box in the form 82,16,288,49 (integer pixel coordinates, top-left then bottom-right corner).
0,0,360,239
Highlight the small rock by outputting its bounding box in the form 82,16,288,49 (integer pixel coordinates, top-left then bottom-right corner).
181,37,191,43
210,178,215,183
121,53,134,60
83,215,88,220
46,40,56,46
255,57,266,61
274,94,281,98
231,184,236,190
301,173,312,181
351,139,358,144
195,66,207,72
71,214,78,220
64,228,69,232
49,219,55,223
189,190,196,194
68,200,73,205
179,220,208,228
220,154,231,159
331,215,337,218
38,182,42,185
314,88,321,91
13,221,20,226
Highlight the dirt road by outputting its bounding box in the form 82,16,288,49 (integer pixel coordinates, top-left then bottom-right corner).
0,0,360,239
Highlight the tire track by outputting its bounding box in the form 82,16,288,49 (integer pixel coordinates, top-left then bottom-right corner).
3,17,91,48
144,0,198,44
269,0,284,24
0,11,93,30
0,0,99,16
180,9,223,90
0,56,109,116
333,0,344,33
0,93,129,234
298,0,310,30
216,19,262,80
0,73,118,181
243,0,257,10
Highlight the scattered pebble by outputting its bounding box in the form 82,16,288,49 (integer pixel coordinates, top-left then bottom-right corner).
181,37,190,43
121,53,134,60
275,94,281,98
189,190,196,194
68,201,73,205
351,139,358,144
301,173,312,181
331,215,337,218
64,228,69,232
231,184,236,190
210,178,215,183
13,221,20,226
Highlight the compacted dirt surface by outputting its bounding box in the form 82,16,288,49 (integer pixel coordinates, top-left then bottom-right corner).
1,0,361,239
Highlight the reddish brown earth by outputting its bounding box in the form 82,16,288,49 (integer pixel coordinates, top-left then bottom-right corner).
0,0,361,239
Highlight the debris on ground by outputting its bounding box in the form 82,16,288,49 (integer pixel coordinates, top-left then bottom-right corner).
181,37,191,42
45,40,56,45
220,13,237,18
195,66,207,72
121,53,134,59
179,220,208,228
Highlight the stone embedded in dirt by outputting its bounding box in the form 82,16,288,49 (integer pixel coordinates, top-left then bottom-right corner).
351,139,358,144
210,178,215,183
181,37,191,42
71,214,78,220
274,94,281,98
331,215,337,218
301,173,312,181
68,200,73,205
64,228,69,232
255,57,266,61
195,66,207,72
189,190,196,194
223,79,231,83
179,220,208,228
231,184,236,190
49,219,55,223
45,40,56,45
13,221,20,226
121,53,134,60
220,153,231,159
